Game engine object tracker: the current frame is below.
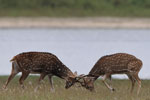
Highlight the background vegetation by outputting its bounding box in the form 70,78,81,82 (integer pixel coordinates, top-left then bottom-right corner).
0,0,150,17
0,76,150,100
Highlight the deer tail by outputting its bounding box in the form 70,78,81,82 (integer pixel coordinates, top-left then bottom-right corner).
10,56,17,62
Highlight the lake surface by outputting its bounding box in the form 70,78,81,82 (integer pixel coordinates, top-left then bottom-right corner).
0,28,150,79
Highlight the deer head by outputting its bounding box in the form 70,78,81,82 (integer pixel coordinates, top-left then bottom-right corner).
75,75,95,91
65,71,79,89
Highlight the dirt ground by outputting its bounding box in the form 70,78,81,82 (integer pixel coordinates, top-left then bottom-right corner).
0,17,150,29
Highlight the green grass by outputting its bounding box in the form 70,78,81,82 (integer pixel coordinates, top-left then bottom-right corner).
0,0,150,17
0,76,150,100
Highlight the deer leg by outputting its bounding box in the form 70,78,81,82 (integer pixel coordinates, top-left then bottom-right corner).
107,75,113,87
3,72,18,89
34,73,46,92
19,72,29,89
3,62,19,89
133,73,141,95
127,74,136,93
38,73,47,84
102,74,115,92
108,75,112,81
48,74,55,92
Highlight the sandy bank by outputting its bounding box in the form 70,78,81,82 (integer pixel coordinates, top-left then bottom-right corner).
0,17,150,29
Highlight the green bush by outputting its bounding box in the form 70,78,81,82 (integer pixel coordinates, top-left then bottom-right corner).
0,0,150,17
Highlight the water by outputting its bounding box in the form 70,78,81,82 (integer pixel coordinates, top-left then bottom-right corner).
0,28,150,79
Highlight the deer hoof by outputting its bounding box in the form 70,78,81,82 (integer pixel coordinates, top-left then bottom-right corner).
50,88,55,93
112,88,115,91
2,86,8,91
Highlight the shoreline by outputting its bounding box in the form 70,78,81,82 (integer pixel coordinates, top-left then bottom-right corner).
0,17,150,29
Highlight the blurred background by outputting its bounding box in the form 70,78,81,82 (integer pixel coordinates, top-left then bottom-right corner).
0,0,150,79
0,0,150,17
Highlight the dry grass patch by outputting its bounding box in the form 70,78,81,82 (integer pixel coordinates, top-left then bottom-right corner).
0,76,150,100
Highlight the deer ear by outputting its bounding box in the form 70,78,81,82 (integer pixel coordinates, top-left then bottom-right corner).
74,71,78,76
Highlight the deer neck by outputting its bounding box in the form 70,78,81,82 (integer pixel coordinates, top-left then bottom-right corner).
87,74,99,80
53,64,75,80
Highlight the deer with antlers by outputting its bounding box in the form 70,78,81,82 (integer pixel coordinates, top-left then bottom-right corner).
3,52,78,91
78,53,142,95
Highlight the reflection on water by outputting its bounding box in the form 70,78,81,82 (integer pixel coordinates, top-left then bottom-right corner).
0,28,150,79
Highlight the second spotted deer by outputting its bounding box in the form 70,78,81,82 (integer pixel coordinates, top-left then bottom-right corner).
78,53,142,94
3,52,78,91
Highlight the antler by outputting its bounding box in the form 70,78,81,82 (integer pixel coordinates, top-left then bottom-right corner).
75,74,88,87
75,74,86,81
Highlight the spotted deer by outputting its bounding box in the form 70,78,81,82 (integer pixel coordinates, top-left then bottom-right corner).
3,52,78,91
78,53,142,95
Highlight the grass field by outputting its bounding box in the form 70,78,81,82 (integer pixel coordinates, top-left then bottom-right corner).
0,76,150,100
